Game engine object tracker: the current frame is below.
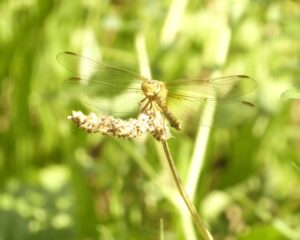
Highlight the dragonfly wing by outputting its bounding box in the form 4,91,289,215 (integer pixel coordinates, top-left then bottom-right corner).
57,52,147,82
62,76,142,98
165,75,257,100
166,75,257,128
57,51,147,95
57,52,146,116
63,78,145,118
83,91,145,118
167,96,257,128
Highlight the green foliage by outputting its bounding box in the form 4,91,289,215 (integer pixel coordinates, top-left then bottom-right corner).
0,0,300,239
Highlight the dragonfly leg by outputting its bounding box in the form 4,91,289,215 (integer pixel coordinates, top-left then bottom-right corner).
141,99,152,112
139,97,147,106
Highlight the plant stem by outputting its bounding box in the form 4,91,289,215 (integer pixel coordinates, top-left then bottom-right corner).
161,140,214,240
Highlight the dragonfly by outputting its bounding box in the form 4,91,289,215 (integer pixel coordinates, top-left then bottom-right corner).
57,51,257,130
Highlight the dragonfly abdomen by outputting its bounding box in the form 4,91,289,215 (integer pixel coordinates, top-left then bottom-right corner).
154,92,181,130
163,108,181,130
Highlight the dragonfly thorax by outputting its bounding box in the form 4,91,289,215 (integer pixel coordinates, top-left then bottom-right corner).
141,80,159,97
141,80,166,99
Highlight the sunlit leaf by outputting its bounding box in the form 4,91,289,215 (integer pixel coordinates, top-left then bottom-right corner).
281,86,300,100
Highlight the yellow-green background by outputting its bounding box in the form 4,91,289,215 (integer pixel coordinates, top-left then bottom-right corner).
0,0,299,239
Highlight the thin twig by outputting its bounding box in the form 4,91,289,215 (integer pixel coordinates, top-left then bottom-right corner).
69,109,214,239
134,33,211,238
161,140,214,240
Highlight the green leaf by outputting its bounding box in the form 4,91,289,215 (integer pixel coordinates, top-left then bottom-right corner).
281,86,300,100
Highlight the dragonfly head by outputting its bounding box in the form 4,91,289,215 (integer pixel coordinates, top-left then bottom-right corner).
141,80,161,98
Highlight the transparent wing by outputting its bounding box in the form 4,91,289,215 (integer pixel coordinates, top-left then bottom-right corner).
57,51,146,116
166,75,257,127
165,75,257,100
56,51,148,95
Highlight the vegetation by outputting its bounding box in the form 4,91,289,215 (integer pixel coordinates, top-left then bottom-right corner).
0,0,299,239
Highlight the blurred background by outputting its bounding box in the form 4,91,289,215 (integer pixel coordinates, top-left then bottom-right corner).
1,0,300,239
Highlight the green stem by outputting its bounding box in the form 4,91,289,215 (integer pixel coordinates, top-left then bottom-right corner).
161,140,214,240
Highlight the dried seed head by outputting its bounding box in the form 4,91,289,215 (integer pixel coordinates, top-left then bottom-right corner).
68,110,171,141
